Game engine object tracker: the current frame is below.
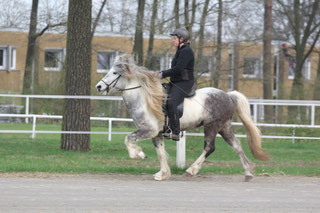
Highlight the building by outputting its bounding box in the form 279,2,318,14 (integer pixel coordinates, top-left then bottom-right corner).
0,29,319,101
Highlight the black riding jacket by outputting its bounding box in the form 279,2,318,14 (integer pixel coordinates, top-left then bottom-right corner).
161,43,194,82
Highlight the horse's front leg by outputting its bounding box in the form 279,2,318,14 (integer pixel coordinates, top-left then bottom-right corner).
152,135,171,181
125,129,157,159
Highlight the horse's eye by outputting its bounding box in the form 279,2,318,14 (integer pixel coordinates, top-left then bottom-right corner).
116,64,123,69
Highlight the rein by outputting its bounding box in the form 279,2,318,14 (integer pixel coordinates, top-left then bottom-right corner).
101,74,141,92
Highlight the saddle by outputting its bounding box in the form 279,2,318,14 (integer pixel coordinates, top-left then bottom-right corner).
162,83,195,118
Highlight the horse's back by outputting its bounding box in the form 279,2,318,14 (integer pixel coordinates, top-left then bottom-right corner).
180,87,236,130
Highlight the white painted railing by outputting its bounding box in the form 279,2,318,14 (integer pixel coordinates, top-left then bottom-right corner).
1,94,320,169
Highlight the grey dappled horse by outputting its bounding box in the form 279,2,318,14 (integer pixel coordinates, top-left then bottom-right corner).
96,55,269,181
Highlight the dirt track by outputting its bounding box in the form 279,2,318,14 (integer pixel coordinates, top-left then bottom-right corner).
0,173,319,213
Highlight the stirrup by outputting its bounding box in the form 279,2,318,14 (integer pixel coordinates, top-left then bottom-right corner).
163,131,180,141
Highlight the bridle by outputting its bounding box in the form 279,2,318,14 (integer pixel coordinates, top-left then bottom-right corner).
100,74,141,93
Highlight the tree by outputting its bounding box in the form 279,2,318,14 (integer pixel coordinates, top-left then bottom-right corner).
174,0,180,28
195,0,210,84
23,0,66,96
212,0,222,88
22,0,39,96
132,0,145,66
145,0,158,70
91,0,107,39
184,0,197,44
61,0,92,151
263,0,273,122
275,0,320,100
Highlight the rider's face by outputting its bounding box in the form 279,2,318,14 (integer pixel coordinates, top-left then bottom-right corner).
172,36,181,47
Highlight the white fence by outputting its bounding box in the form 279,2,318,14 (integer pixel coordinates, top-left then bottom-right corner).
1,94,320,141
1,94,320,168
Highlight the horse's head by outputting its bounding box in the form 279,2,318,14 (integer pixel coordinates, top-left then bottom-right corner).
96,55,133,94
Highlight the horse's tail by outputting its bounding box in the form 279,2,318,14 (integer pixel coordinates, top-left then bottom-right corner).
228,91,270,161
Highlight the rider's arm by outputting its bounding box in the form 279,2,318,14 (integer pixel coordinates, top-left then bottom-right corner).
161,48,192,78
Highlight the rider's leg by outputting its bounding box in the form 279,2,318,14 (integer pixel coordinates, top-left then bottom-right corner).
166,86,184,139
165,80,194,140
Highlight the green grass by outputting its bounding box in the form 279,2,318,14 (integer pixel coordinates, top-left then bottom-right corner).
0,123,319,177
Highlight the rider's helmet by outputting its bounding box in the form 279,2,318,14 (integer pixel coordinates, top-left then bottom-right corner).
170,27,190,43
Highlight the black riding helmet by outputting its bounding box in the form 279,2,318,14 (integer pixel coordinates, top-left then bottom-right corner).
170,27,190,43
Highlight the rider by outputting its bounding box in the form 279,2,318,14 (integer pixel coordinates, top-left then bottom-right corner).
159,27,195,141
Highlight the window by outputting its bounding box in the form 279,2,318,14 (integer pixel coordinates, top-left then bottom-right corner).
44,49,64,71
0,48,6,70
0,46,17,71
243,56,261,78
97,51,116,73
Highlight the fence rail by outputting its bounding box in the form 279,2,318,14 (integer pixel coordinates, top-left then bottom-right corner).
1,94,320,141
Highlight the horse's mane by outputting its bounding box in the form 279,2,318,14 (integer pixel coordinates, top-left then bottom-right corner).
117,55,166,122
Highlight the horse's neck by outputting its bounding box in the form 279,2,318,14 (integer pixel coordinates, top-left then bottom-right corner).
122,90,148,122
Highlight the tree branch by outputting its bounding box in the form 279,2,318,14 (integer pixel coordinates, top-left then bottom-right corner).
35,22,66,38
91,0,107,39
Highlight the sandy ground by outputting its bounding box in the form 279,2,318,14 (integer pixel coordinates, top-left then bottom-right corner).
0,173,319,213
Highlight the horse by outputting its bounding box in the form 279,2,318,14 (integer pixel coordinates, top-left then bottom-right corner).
96,54,269,181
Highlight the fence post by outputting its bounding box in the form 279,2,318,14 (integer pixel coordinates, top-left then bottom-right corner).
292,128,295,144
311,105,315,126
176,131,186,169
25,96,29,124
108,119,112,142
32,115,36,139
253,103,258,123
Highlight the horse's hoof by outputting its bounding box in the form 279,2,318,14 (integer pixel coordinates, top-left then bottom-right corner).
137,151,147,159
184,172,193,177
244,175,253,182
185,167,199,176
153,171,170,181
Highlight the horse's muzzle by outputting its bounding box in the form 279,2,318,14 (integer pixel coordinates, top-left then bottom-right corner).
96,82,109,93
96,84,102,92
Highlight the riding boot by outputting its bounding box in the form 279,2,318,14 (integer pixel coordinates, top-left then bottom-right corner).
163,114,180,141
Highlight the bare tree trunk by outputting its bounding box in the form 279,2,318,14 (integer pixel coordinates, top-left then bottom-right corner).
132,0,145,66
195,0,209,85
184,0,189,29
174,0,180,28
213,0,222,88
189,0,196,44
61,0,92,151
145,0,158,69
23,0,38,96
263,0,273,122
276,0,320,122
288,0,320,101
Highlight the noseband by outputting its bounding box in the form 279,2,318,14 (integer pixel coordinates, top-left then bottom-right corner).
100,74,141,92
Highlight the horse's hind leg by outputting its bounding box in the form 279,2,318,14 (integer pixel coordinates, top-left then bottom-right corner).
152,135,171,181
185,125,217,176
219,122,255,181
